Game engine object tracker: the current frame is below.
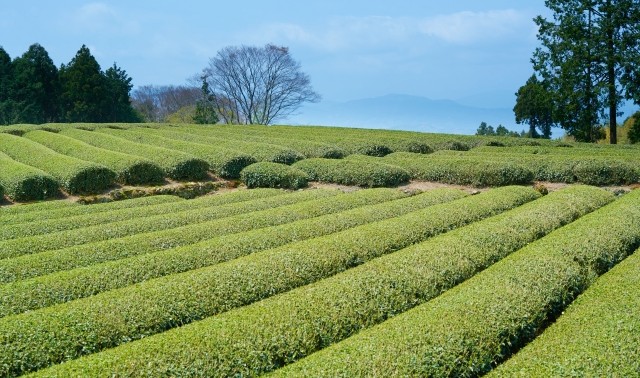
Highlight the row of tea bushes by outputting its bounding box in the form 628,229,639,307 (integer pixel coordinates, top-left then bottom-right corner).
0,189,281,241
24,130,165,185
95,127,258,179
0,152,59,201
0,195,179,226
0,190,331,261
490,247,640,377
26,186,581,377
240,162,309,189
293,158,411,187
278,188,639,377
0,188,414,316
61,128,210,181
0,133,115,194
0,187,534,376
162,126,305,165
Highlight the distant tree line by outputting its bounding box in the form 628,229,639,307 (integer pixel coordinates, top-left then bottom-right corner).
476,122,526,138
0,43,140,125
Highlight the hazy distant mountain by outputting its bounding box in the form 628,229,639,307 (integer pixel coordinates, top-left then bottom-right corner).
286,94,519,135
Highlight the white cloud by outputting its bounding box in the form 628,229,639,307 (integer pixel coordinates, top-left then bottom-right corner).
70,2,139,35
419,10,528,44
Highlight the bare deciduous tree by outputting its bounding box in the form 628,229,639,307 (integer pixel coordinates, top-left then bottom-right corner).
131,85,200,122
203,44,320,125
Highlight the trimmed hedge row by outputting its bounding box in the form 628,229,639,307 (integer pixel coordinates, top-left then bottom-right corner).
0,195,180,226
0,190,335,278
60,128,209,181
0,189,282,241
491,247,640,377
164,126,305,165
13,186,539,377
275,188,640,377
24,130,165,185
0,152,59,201
0,188,416,316
0,133,116,194
382,152,535,186
241,162,309,189
96,128,258,179
437,150,640,185
293,158,411,187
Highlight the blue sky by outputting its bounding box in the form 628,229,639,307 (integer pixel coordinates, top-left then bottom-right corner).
1,1,556,128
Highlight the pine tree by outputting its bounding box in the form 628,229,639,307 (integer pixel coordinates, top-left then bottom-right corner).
0,47,12,125
104,63,141,122
514,75,555,138
11,43,60,124
59,45,107,122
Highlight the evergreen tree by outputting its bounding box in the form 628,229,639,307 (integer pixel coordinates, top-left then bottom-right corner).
104,63,141,122
59,45,107,122
0,47,12,125
534,0,640,143
11,43,60,124
514,75,555,138
193,76,219,124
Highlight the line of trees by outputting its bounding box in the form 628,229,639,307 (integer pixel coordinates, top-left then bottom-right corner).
515,0,640,143
0,44,140,125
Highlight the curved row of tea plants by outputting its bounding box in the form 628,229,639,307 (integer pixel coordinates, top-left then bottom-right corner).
276,188,640,377
0,188,424,316
490,246,640,377
0,152,59,201
0,189,280,241
0,132,115,194
0,189,336,278
24,130,165,185
0,186,536,376
25,186,612,377
293,158,411,187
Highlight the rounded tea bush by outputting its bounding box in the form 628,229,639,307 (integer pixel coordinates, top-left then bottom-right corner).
241,162,309,189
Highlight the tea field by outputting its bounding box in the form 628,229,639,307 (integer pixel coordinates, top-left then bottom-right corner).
0,123,639,376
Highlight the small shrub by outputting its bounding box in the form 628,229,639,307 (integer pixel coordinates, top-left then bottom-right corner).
241,162,308,189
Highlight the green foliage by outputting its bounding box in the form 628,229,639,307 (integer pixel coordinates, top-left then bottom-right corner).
0,47,12,125
59,45,107,122
628,111,640,144
193,75,219,124
10,43,60,124
0,133,115,194
0,189,318,261
0,188,410,316
294,157,411,187
240,162,308,189
382,152,534,187
0,152,59,201
24,130,164,185
491,247,640,376
4,187,535,376
103,63,141,122
93,127,257,179
0,194,178,226
274,186,619,377
514,74,555,138
60,128,209,181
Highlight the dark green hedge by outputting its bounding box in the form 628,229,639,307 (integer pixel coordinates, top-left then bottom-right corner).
0,152,59,201
294,158,411,187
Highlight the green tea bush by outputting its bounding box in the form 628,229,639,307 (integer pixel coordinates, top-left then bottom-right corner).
0,190,332,271
24,130,164,185
173,126,305,165
0,195,179,226
97,128,258,179
0,188,415,316
294,158,411,187
276,188,640,377
0,189,281,241
13,187,537,377
60,128,209,181
0,152,59,201
383,152,534,186
241,162,309,189
491,247,640,377
0,133,116,194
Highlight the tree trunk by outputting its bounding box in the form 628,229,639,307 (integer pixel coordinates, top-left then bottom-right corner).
606,0,617,144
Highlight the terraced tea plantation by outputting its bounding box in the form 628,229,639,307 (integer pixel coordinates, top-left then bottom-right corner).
0,184,638,376
1,123,639,202
0,124,639,377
